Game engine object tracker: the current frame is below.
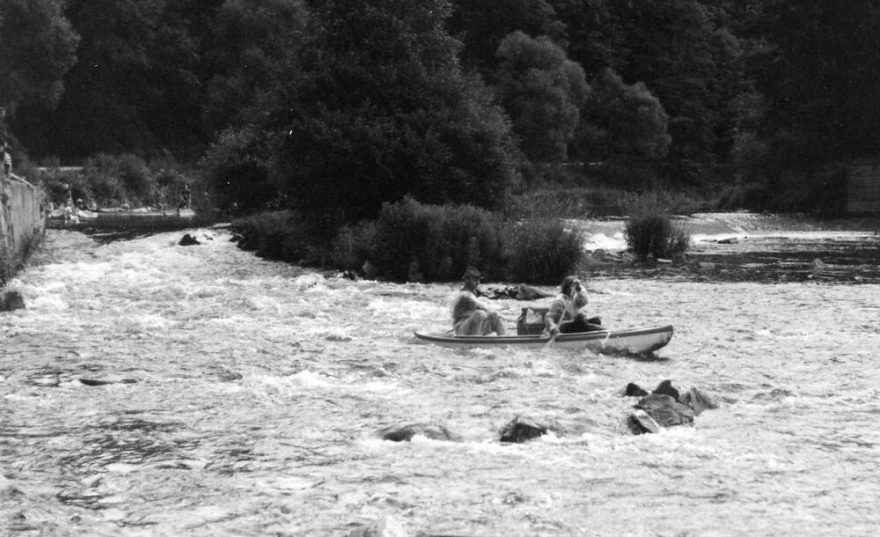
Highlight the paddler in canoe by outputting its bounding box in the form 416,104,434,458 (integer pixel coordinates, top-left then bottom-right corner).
543,275,603,336
451,267,507,336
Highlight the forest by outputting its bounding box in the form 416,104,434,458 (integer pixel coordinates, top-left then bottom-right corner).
2,0,878,225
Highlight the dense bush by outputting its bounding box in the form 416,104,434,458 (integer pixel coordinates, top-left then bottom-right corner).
506,219,586,284
368,197,507,282
200,127,277,214
330,222,378,272
231,210,326,265
622,191,690,263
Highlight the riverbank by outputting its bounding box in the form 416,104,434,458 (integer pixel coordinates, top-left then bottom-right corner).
578,213,880,283
1,175,46,286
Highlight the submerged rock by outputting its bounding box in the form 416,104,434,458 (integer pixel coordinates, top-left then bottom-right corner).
178,233,200,246
623,380,717,434
377,423,462,442
636,394,695,428
499,415,565,443
1,289,25,312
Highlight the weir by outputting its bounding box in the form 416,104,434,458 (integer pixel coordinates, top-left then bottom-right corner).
1,173,47,285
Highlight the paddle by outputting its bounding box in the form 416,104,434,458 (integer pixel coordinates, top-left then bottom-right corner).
542,331,558,350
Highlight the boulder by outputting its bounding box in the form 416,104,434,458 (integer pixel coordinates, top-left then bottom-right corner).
623,380,716,433
626,410,661,435
514,284,554,300
623,382,649,397
499,415,565,443
680,387,718,416
377,423,462,442
636,394,695,428
178,233,200,246
1,289,25,312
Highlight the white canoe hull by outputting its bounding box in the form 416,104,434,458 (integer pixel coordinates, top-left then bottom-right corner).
414,325,673,354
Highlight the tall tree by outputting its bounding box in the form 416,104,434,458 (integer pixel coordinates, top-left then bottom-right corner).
574,68,670,185
202,0,308,134
448,0,565,78
598,0,744,182
12,0,229,160
271,0,521,225
0,0,78,115
754,0,880,166
494,31,588,163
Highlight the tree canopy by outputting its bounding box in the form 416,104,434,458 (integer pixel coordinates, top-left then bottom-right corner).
5,0,880,215
0,0,78,115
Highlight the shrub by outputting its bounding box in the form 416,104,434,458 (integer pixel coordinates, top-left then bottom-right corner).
330,222,377,272
369,197,507,282
232,210,322,264
506,219,586,284
82,153,157,207
622,191,690,263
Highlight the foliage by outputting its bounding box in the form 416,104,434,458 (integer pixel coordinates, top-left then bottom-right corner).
506,219,586,284
622,191,691,263
583,0,745,183
448,0,564,76
38,154,194,209
0,0,79,114
494,31,588,164
368,197,507,282
273,0,521,225
503,184,614,219
330,222,378,272
231,210,324,264
200,126,277,214
574,68,670,187
752,1,880,165
201,0,308,134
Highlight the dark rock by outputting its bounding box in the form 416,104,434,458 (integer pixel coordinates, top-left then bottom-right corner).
652,379,681,401
1,289,25,312
626,410,660,435
680,387,718,416
499,416,551,443
514,284,554,300
624,382,649,397
377,423,462,442
79,377,138,387
178,233,200,246
636,394,695,428
341,270,359,281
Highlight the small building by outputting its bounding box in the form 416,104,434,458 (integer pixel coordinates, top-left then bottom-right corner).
847,160,880,213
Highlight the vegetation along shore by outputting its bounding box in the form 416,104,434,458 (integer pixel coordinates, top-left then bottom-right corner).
2,1,879,283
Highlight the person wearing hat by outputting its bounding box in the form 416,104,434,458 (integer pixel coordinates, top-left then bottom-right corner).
451,266,507,336
544,275,595,336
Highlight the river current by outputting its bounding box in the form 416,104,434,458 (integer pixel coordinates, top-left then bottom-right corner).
2,228,879,536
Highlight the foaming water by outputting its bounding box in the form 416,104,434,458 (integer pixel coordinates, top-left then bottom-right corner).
2,228,879,536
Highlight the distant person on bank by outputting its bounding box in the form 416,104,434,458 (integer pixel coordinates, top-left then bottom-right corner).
452,267,507,336
544,275,596,336
2,142,12,177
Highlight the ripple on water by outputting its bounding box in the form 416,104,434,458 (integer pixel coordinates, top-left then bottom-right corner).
3,229,880,536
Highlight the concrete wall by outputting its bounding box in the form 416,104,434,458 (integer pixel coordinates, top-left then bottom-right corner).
847,161,880,213
1,175,47,285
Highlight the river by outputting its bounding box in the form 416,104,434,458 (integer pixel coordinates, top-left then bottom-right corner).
2,226,880,536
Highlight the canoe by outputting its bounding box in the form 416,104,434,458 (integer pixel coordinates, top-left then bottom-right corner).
414,325,674,354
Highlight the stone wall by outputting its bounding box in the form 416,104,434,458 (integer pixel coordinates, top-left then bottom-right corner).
1,175,47,285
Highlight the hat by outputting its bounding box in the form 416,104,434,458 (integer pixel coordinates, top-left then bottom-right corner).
461,266,482,280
